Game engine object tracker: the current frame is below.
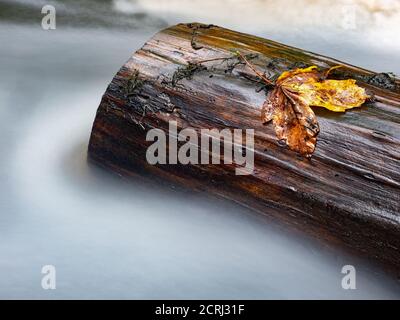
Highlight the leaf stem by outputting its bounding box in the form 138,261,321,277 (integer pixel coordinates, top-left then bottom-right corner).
324,65,342,78
192,51,275,86
236,51,274,85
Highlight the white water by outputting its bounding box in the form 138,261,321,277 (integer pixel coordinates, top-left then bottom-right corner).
0,0,399,299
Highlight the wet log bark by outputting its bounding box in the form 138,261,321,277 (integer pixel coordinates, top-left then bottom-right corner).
88,23,400,273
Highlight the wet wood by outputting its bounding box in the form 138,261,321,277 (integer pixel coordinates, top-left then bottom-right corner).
88,23,400,273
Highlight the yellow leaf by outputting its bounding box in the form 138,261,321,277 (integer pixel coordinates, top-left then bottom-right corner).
236,53,370,156
277,66,318,82
261,65,369,156
278,66,369,112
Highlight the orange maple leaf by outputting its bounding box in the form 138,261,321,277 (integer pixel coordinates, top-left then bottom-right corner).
262,66,368,156
192,52,369,157
237,53,369,156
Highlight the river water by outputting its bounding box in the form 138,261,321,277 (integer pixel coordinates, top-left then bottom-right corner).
0,0,399,299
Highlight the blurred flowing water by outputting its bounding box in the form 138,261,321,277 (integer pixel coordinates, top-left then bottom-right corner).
0,0,399,299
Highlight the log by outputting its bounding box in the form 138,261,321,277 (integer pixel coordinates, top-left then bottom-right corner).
88,23,400,273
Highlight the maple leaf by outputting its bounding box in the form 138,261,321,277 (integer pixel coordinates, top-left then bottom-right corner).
192,52,369,157
258,64,368,156
276,66,369,112
262,85,319,157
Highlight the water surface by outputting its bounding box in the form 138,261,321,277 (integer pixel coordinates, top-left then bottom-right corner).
0,0,399,299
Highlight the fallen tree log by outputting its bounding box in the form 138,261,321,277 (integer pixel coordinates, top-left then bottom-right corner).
88,23,400,272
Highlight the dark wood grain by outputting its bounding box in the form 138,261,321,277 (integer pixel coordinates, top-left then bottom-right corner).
88,23,400,273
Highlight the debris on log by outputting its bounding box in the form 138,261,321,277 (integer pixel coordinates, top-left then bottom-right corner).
88,23,400,273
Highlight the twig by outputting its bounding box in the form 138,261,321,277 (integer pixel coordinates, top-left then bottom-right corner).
235,51,274,85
